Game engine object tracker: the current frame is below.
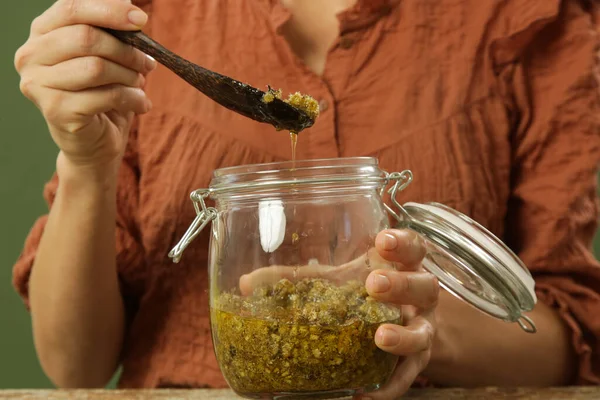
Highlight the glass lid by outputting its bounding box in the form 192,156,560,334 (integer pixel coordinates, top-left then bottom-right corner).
384,171,537,333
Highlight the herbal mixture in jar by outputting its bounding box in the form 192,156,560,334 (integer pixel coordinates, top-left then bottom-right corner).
211,277,401,395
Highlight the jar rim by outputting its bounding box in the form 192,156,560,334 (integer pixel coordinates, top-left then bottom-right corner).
213,157,378,178
209,157,387,195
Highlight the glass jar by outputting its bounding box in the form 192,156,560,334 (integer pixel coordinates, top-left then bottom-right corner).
170,157,537,399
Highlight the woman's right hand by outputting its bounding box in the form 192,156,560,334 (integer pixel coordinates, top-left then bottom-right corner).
14,0,157,169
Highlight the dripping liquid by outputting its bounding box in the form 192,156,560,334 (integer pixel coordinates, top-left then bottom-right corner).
290,131,298,168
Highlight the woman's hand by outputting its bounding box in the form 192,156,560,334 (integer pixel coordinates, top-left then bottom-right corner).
239,229,439,399
14,0,156,171
356,229,438,400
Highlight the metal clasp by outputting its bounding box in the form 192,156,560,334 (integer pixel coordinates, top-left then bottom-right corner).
382,170,413,223
517,315,537,333
168,189,217,263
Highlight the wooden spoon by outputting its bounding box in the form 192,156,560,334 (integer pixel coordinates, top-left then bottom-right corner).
103,29,316,133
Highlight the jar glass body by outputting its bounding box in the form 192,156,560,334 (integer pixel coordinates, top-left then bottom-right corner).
206,158,401,399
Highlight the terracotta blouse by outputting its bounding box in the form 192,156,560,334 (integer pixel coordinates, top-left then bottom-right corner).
12,0,600,388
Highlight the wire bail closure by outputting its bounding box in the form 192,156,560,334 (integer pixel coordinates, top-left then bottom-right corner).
168,170,414,264
381,170,413,222
168,189,217,263
517,315,537,333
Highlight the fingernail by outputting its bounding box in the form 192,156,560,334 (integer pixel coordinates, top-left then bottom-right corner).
368,273,390,293
376,327,400,347
139,96,152,112
432,275,440,297
376,232,397,251
145,55,157,71
138,74,146,87
409,231,424,252
128,9,148,27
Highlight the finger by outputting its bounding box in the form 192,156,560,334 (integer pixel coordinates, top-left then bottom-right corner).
30,0,147,37
37,56,144,91
238,250,389,296
23,25,155,74
340,247,397,273
64,84,151,116
357,352,430,400
366,269,439,308
375,229,426,271
239,264,337,296
238,235,424,297
40,84,150,131
374,315,435,356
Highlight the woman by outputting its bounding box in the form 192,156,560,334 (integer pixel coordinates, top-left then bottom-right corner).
12,0,600,397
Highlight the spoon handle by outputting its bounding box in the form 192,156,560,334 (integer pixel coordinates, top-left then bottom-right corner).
102,29,210,81
101,29,266,121
100,28,315,133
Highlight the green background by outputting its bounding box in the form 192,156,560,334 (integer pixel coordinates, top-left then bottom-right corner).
1,2,117,389
1,0,599,390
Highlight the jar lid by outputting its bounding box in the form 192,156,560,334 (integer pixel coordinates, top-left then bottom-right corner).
386,172,537,333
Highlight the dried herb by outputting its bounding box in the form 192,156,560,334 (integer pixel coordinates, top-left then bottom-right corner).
211,278,401,396
262,87,320,121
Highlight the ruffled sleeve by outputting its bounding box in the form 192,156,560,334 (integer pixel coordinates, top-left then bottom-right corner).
12,118,146,331
493,0,600,384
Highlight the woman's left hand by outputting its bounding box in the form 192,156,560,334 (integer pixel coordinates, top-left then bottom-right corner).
355,229,439,399
239,228,439,399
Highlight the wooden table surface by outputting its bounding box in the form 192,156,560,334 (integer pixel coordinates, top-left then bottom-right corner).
0,387,599,399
